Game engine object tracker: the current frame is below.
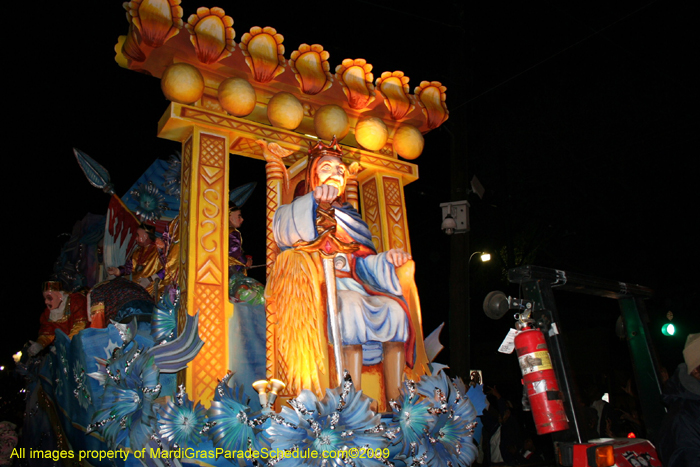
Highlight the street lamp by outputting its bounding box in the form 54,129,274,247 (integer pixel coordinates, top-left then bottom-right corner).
469,251,491,265
466,250,490,377
467,250,491,305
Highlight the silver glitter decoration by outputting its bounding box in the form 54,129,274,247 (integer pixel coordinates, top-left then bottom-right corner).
333,370,354,413
427,388,448,415
86,414,116,433
406,380,417,402
216,373,234,398
363,424,385,434
384,426,400,441
142,384,162,395
176,384,186,406
150,435,172,467
388,398,402,412
236,410,249,426
330,412,340,430
409,451,427,466
268,413,298,428
59,354,69,375
289,397,315,421
72,368,92,405
424,427,437,444
200,421,215,434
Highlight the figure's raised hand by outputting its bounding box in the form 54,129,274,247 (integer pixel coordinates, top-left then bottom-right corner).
386,248,412,267
313,184,339,204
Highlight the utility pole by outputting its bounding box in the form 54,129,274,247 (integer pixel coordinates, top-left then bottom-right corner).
447,3,472,379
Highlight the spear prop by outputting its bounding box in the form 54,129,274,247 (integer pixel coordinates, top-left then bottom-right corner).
73,148,115,195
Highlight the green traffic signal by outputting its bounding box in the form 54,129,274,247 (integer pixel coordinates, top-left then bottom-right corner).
661,322,675,336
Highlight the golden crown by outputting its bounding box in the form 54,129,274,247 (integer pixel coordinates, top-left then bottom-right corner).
42,281,63,293
308,136,343,160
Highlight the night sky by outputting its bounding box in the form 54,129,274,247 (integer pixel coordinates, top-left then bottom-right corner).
5,1,698,401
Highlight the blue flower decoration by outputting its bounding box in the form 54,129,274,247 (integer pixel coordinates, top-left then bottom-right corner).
266,373,390,466
388,380,436,459
158,385,207,449
207,373,270,463
130,181,169,222
87,344,162,451
152,288,179,343
416,372,478,467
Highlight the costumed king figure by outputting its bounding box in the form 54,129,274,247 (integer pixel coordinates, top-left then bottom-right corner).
271,138,413,402
27,281,87,356
107,223,165,297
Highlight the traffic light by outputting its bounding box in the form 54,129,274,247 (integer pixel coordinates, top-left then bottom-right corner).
661,311,675,336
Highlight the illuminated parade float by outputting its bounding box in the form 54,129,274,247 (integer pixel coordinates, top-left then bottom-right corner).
16,2,487,466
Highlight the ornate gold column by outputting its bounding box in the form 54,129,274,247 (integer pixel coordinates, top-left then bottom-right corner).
358,173,411,255
176,127,232,405
261,146,284,383
262,151,285,279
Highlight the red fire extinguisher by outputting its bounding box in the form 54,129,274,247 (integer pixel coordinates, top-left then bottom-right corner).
515,326,569,435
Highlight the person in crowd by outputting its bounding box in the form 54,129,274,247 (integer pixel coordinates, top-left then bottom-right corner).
656,332,700,466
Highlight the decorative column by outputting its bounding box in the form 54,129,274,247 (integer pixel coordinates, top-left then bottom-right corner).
261,146,285,382
380,175,410,253
359,173,410,255
177,127,232,405
261,149,285,279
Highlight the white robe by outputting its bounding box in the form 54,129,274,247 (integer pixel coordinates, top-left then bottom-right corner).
273,193,408,364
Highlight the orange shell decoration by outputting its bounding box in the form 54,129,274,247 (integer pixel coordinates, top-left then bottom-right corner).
335,58,375,109
289,44,332,95
123,0,183,48
375,71,415,120
185,7,235,65
239,26,285,83
121,23,146,62
415,81,448,129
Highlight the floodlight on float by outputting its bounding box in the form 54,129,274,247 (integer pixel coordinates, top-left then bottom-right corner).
268,379,286,405
252,380,269,406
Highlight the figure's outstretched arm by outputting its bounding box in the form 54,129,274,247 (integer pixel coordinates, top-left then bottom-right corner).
273,192,319,249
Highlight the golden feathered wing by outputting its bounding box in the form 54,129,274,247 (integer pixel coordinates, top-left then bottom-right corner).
265,249,327,396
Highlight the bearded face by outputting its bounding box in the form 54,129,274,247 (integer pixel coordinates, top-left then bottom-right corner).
315,155,347,195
